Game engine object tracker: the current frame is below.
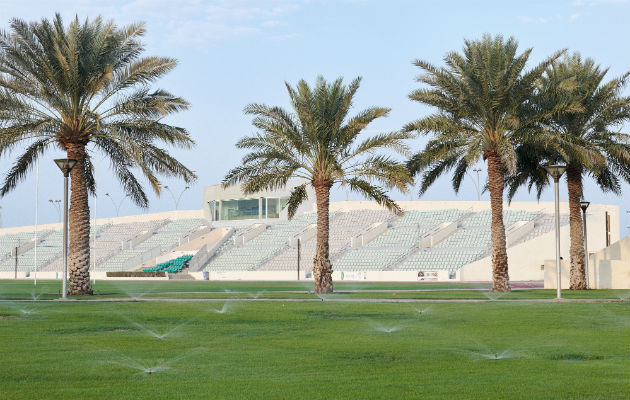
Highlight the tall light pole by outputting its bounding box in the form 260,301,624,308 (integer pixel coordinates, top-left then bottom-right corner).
163,185,190,210
466,168,482,201
49,199,62,222
473,168,481,201
580,200,590,289
545,164,566,299
54,158,77,299
105,193,128,217
34,158,39,286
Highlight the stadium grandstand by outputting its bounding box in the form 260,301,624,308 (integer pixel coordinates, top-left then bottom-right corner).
0,181,624,287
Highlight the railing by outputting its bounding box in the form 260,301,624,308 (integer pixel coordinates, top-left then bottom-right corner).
289,224,316,247
127,245,163,270
419,221,457,248
350,221,389,248
188,227,236,271
185,225,214,242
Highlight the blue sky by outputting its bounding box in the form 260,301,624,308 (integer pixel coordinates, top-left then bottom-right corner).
0,0,629,231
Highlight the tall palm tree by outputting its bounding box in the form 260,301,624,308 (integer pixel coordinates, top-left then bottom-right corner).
0,15,196,295
224,76,412,294
508,54,630,289
405,34,564,292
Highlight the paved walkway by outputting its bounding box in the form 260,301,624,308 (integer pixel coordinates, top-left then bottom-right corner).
1,296,626,304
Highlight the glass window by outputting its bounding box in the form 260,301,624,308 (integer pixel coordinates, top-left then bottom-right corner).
209,201,218,221
280,197,289,211
220,198,260,220
266,197,279,218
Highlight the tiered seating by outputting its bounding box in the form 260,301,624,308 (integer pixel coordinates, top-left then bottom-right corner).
144,255,193,273
435,228,491,248
207,214,317,271
334,209,466,271
89,221,162,265
396,209,541,272
0,230,58,272
463,210,539,227
0,232,44,258
397,249,486,270
334,247,411,271
43,221,164,271
390,209,467,227
99,218,209,271
258,210,391,271
511,213,570,246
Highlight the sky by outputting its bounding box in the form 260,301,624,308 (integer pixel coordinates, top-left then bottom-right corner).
0,0,629,231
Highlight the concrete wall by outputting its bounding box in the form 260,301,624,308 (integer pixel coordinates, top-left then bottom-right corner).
543,259,572,289
458,202,618,281
586,236,629,289
189,269,458,282
542,254,630,290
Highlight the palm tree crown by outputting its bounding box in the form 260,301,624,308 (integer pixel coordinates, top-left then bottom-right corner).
508,53,630,289
0,15,196,294
224,76,412,293
405,34,564,292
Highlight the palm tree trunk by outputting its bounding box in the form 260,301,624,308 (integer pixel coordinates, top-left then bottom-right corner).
66,144,93,295
313,182,333,294
566,165,587,290
486,151,510,292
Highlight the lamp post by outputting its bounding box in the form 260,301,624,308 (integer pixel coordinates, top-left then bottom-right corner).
473,168,481,201
465,168,482,201
545,164,566,299
54,158,77,299
163,185,190,210
580,200,590,289
105,193,128,217
49,199,62,222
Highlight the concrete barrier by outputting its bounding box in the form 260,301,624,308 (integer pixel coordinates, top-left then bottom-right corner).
235,224,266,246
351,221,388,248
506,220,535,247
419,222,457,248
289,224,316,247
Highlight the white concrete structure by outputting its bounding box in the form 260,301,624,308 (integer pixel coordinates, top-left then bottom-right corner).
202,180,313,222
544,236,630,289
0,198,620,282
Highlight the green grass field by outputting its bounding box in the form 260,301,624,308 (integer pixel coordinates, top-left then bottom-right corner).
1,280,628,399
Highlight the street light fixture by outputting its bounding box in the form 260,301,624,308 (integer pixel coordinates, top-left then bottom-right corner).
545,163,566,299
49,199,62,222
465,168,483,201
473,168,482,201
54,158,77,299
105,193,128,217
580,200,590,289
163,185,191,210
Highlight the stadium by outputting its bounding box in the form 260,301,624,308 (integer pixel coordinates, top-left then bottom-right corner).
1,5,629,399
1,181,627,288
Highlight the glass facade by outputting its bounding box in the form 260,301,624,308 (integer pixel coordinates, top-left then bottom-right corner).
221,198,260,221
266,198,279,219
210,197,289,221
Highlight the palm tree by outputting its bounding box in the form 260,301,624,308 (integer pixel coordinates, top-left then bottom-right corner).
508,54,630,289
224,76,412,294
405,34,564,292
0,15,196,295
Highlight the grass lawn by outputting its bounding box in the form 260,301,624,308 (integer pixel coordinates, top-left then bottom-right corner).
0,280,628,399
0,279,628,301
